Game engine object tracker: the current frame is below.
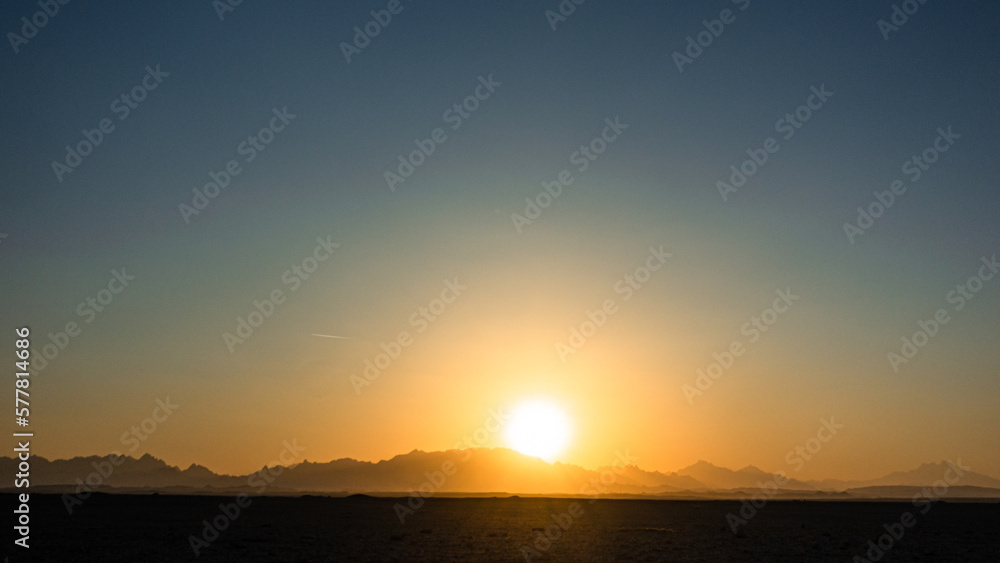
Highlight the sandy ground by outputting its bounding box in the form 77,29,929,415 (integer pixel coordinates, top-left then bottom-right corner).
5,494,998,561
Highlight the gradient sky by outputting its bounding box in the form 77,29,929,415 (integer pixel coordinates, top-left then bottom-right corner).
2,1,998,480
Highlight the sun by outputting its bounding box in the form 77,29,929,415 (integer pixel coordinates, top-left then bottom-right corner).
504,400,572,462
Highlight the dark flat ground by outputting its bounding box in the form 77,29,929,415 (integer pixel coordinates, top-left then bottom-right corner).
4,494,998,561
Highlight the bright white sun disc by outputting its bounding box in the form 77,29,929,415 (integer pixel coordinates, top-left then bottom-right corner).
504,401,572,461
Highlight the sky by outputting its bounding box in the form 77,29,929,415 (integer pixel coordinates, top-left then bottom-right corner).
1,1,998,481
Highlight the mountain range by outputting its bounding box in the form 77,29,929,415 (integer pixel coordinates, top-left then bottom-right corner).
4,448,999,500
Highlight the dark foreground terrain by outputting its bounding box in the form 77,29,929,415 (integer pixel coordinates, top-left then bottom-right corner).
4,494,998,561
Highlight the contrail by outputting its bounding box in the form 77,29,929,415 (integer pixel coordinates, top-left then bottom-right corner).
311,333,353,339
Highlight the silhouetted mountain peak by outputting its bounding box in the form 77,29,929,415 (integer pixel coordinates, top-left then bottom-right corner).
2,452,997,497
130,453,168,470
182,463,214,477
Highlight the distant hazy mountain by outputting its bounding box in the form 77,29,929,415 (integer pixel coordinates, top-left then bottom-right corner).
4,453,248,490
3,450,998,499
807,461,1000,491
675,460,815,491
591,463,705,492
